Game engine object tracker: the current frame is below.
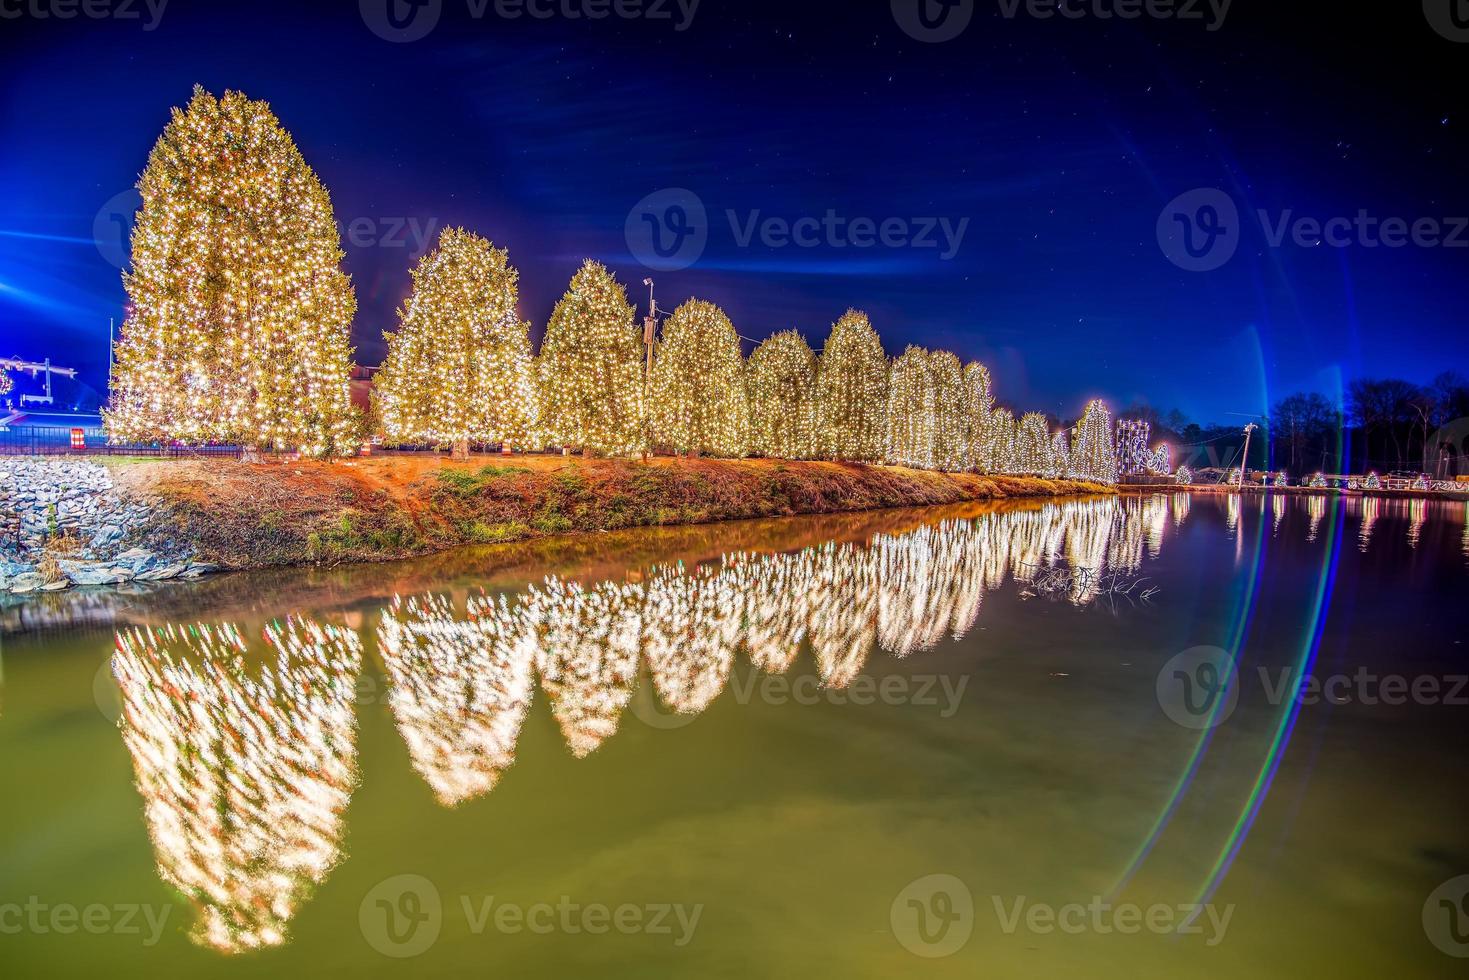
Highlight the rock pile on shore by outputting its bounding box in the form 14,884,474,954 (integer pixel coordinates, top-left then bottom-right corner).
0,459,216,595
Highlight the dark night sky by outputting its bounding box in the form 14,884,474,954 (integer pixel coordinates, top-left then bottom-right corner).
0,0,1464,422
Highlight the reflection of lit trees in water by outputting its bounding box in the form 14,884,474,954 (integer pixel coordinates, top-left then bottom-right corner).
377,593,535,806
525,577,642,758
112,619,361,953
1171,492,1190,528
1226,494,1241,533
1463,503,1468,560
643,561,742,712
1407,500,1426,549
1306,495,1326,542
1273,494,1286,535
383,500,1173,772
1359,496,1380,552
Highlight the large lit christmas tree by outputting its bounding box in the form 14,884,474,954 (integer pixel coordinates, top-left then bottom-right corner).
815,309,888,462
1015,412,1054,475
105,86,358,456
747,329,818,459
929,350,968,472
987,407,1018,474
537,260,645,456
649,299,749,456
373,228,537,457
963,361,995,471
887,346,936,469
1070,399,1118,483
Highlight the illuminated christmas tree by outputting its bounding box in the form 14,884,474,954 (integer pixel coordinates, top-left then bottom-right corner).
747,329,818,459
987,407,1018,474
373,228,537,457
1071,399,1118,483
0,369,11,399
815,310,888,462
1050,429,1072,477
963,361,995,471
886,346,936,469
537,260,645,456
649,299,749,456
929,350,968,472
1176,464,1193,485
1015,412,1053,475
105,86,358,456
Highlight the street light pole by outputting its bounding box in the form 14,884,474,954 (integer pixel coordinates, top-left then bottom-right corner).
1239,422,1258,491
641,278,656,463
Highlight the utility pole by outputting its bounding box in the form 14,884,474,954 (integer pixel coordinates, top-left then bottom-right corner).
1239,422,1257,491
641,278,656,463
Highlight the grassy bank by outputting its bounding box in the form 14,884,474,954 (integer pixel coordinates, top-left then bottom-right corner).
109,454,1112,570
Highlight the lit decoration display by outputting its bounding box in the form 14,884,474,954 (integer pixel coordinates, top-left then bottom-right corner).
1115,419,1153,476
112,618,362,952
1148,444,1171,475
1364,471,1382,490
1070,399,1119,484
0,369,11,398
815,309,888,462
886,346,937,469
372,229,537,457
1274,470,1289,488
649,299,750,456
746,329,818,459
1413,474,1430,491
537,260,645,456
376,593,536,806
1175,464,1193,485
1309,472,1327,488
104,87,358,457
962,361,995,471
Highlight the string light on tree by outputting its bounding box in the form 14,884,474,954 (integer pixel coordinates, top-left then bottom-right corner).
1176,464,1193,485
1274,470,1289,488
537,260,645,457
105,86,358,457
649,299,749,457
747,330,818,460
372,228,537,458
816,310,888,462
962,361,995,472
886,346,937,469
929,350,968,473
1071,399,1118,484
1015,412,1054,476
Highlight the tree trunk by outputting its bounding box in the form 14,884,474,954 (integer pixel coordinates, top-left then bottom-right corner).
453,438,470,460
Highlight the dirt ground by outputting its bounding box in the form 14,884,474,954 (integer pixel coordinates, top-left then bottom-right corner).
104,453,1113,570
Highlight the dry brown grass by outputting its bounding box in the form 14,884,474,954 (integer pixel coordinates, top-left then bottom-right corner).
108,454,1113,571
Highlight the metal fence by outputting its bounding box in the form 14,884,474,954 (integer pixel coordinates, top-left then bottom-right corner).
0,425,242,458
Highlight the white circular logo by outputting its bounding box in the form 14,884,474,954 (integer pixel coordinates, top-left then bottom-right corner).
1157,188,1240,272
360,0,443,43
625,188,708,271
1156,646,1240,730
1424,875,1469,957
890,873,973,958
891,0,974,43
1424,0,1469,42
360,874,443,958
628,679,700,731
93,188,141,271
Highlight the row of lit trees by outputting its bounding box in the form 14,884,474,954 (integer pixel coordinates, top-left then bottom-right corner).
104,87,1122,482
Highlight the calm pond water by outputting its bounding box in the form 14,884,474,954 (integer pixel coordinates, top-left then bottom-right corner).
1,493,1466,977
